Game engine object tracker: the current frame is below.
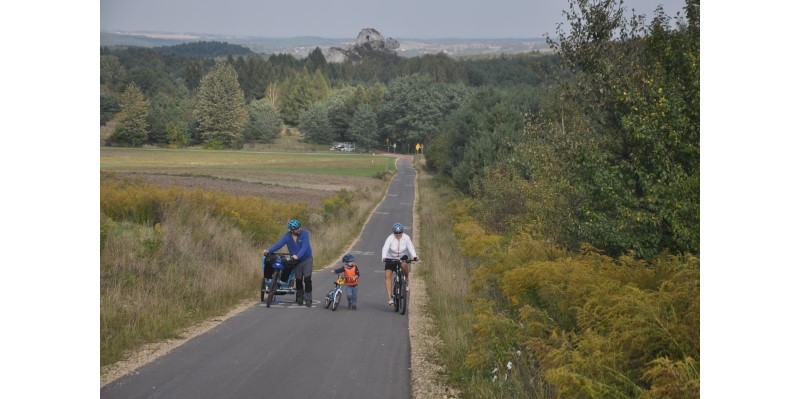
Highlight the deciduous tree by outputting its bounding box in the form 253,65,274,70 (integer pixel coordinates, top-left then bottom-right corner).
348,104,378,151
299,102,333,144
541,0,700,257
100,54,126,86
379,74,470,147
244,99,282,143
166,121,190,148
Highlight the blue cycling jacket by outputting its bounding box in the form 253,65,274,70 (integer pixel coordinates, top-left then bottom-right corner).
267,229,312,262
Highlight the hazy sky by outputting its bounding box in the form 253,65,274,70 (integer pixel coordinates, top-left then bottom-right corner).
100,0,687,39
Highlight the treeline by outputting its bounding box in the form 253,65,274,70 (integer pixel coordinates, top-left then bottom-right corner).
100,38,557,150
152,41,254,58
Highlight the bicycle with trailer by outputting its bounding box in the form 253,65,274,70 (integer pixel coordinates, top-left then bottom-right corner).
385,257,416,315
261,252,298,307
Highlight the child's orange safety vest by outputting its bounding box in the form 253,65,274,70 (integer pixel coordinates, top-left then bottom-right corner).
343,264,359,286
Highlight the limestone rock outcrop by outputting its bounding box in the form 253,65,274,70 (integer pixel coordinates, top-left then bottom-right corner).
324,28,400,63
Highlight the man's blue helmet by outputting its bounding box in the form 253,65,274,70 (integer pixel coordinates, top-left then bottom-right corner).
287,219,301,231
392,223,404,233
342,253,355,263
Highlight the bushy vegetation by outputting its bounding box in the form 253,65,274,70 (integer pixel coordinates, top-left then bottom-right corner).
417,161,699,399
100,175,308,244
428,0,699,259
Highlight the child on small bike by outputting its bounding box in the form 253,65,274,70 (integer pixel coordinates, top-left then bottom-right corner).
332,253,360,310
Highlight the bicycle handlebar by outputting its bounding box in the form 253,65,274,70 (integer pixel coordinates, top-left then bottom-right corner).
384,257,418,263
264,252,299,265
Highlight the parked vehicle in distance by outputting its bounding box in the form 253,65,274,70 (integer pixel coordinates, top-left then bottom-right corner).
330,142,355,152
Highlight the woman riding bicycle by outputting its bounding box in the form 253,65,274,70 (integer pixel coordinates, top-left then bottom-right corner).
381,222,418,307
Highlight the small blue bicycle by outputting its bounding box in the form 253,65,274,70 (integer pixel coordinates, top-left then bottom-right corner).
323,273,345,311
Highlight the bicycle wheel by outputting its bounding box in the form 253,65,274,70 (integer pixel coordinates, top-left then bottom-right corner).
266,270,280,307
324,290,332,309
332,290,342,311
392,277,401,312
260,277,266,302
400,277,408,315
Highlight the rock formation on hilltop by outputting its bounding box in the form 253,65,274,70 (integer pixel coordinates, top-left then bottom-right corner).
325,28,400,63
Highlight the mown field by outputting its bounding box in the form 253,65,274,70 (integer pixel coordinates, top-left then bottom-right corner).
101,147,395,207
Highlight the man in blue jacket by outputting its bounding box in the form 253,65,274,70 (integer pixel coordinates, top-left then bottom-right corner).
264,219,314,306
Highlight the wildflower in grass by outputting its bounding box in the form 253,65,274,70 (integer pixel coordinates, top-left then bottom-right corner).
506,361,512,370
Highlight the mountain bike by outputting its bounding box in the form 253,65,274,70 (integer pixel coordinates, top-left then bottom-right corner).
323,273,345,311
386,258,415,315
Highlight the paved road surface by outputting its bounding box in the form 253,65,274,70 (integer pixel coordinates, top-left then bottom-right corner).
101,156,418,399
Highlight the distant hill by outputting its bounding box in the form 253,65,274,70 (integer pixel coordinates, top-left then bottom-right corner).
100,31,552,58
152,41,253,58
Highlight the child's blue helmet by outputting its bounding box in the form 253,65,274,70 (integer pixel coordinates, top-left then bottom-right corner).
342,253,355,263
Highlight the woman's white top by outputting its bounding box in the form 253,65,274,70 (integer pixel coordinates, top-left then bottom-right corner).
381,233,418,260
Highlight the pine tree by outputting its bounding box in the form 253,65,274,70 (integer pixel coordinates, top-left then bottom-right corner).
109,82,149,147
194,63,247,148
279,68,315,126
305,47,327,73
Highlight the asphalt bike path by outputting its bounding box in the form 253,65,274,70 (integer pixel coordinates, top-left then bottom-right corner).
101,156,418,399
